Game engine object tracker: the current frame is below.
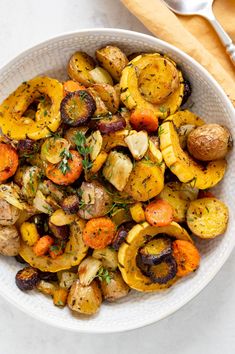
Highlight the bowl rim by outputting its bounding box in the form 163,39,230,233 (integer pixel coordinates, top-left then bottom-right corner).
0,27,234,333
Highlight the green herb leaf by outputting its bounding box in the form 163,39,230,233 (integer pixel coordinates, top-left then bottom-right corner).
73,131,93,173
97,267,111,284
58,149,73,175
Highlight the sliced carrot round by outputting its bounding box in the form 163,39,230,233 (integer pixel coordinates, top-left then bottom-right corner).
130,109,158,132
172,239,200,277
46,150,83,185
0,143,19,183
145,199,173,227
83,217,116,249
63,80,86,96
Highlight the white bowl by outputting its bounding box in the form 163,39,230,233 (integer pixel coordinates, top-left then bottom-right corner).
0,28,234,333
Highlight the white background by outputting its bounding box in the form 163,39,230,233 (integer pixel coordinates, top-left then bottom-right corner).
0,1,234,353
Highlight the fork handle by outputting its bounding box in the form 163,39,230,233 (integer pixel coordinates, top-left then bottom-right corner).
203,12,235,66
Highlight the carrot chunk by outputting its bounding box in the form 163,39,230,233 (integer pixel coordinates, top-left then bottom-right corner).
83,217,116,249
130,109,158,132
0,143,19,183
145,199,173,227
172,240,200,277
33,235,54,257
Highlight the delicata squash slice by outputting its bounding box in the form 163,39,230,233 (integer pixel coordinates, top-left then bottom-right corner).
118,221,192,292
0,77,63,140
160,110,227,189
19,219,88,272
120,53,184,118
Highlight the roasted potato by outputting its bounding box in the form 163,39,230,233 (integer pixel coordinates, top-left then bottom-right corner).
96,45,128,81
187,197,229,239
0,183,27,210
102,129,129,151
59,271,77,289
91,83,120,113
67,279,102,315
67,51,95,86
36,280,57,296
78,181,113,219
187,124,232,161
0,199,20,225
0,225,20,256
124,160,164,202
100,271,130,302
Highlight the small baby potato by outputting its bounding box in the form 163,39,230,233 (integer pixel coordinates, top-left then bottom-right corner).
96,46,128,81
100,271,130,302
0,225,20,256
67,51,95,86
187,124,232,161
67,279,102,315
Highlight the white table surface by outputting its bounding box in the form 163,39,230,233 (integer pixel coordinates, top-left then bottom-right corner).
0,1,234,353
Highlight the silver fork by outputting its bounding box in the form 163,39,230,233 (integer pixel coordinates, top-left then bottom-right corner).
162,0,235,66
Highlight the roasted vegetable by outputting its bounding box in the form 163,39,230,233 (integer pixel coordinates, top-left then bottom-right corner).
0,225,20,256
110,207,132,226
187,197,229,238
61,195,80,214
78,181,113,219
0,77,63,140
87,151,108,177
36,280,57,296
91,83,120,113
118,222,192,292
83,217,116,249
129,202,145,223
41,137,70,164
33,190,53,214
112,226,128,251
46,150,83,186
48,221,70,240
64,126,89,149
187,124,231,161
39,271,58,282
50,209,75,226
93,247,118,270
63,80,85,96
100,271,130,302
0,143,19,183
21,166,41,199
178,124,196,149
96,46,128,81
160,113,227,189
139,237,172,265
87,87,109,117
20,222,40,246
67,51,95,86
181,79,192,105
89,66,113,85
124,160,164,202
19,219,88,272
173,240,200,277
147,257,177,284
67,279,102,315
103,151,133,192
0,183,27,210
124,131,148,160
159,182,198,222
102,129,129,151
120,54,184,118
17,139,39,157
53,287,68,307
86,130,103,161
130,109,158,133
38,180,64,202
33,235,54,256
59,271,77,289
78,256,102,286
97,114,126,134
0,199,20,225
15,266,39,291
60,90,96,126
